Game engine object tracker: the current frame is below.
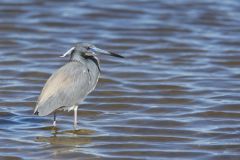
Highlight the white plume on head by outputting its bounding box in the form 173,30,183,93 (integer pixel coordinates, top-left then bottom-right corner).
60,47,75,57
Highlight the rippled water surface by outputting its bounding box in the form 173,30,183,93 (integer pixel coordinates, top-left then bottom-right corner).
0,0,240,159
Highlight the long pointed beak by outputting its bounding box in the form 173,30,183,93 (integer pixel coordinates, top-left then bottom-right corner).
60,47,75,57
91,47,124,58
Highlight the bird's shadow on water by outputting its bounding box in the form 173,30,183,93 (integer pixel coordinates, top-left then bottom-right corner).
35,126,94,146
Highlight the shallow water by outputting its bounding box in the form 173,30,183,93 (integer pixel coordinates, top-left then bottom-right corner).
0,0,240,159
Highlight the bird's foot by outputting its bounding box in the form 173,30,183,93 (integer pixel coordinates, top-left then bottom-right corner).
74,123,78,130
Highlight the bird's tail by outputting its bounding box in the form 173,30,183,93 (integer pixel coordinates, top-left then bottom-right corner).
33,105,39,115
33,110,39,115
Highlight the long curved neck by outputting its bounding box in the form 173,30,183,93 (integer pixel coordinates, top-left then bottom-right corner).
85,56,101,72
70,53,100,72
70,52,85,62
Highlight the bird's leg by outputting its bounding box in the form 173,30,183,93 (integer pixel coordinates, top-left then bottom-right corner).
53,111,56,127
74,105,78,129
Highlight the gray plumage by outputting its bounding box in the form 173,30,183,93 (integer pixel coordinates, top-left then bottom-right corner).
34,42,124,128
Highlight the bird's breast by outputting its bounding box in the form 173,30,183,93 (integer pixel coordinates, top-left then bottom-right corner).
86,58,100,93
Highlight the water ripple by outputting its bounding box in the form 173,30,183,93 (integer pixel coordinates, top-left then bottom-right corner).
0,0,240,159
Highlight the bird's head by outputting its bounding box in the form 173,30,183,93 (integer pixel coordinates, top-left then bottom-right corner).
60,42,124,59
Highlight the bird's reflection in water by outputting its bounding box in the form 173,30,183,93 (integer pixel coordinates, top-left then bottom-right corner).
35,128,94,146
61,129,95,135
36,136,91,146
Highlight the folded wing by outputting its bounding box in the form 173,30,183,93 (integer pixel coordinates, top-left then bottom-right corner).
34,62,90,116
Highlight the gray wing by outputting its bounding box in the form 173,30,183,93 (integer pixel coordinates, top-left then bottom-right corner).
34,62,90,116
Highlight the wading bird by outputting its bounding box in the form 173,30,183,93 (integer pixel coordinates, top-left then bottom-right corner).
34,43,124,129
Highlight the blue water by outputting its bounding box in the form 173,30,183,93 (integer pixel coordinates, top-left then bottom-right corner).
0,0,240,159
